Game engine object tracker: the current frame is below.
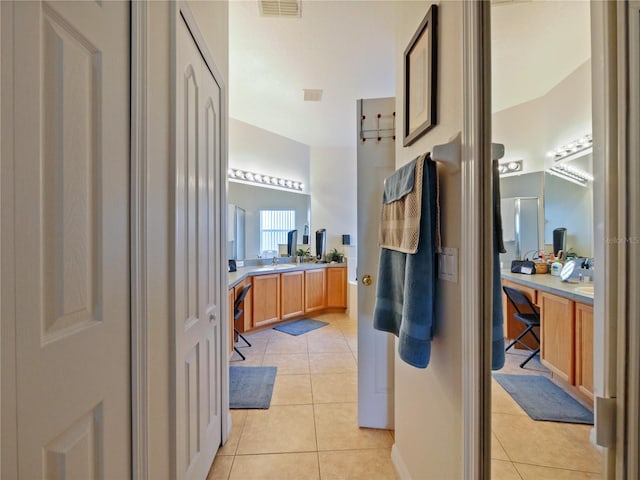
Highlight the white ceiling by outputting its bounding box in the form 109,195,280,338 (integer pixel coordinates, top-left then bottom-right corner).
229,0,591,148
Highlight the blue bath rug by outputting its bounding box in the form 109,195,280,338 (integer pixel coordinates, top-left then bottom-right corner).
229,366,277,409
493,373,593,424
273,318,328,336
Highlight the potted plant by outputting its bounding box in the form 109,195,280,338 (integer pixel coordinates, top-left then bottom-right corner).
295,247,310,263
327,248,344,263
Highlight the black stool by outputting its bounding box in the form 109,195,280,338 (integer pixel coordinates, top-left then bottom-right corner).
503,285,541,368
233,284,252,360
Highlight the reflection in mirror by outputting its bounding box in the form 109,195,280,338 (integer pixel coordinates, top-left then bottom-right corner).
499,152,593,264
227,181,310,261
544,152,593,258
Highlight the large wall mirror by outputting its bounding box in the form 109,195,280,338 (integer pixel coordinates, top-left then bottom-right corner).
228,181,311,261
499,152,594,263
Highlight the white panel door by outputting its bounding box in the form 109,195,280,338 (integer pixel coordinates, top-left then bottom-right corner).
175,15,223,480
357,98,396,429
9,1,131,478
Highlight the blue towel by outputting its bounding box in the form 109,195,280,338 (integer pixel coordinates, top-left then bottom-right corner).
373,154,437,368
382,158,416,204
492,159,506,370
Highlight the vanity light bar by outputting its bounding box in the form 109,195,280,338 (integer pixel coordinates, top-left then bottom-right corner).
548,134,593,162
227,168,304,191
497,160,523,175
548,163,594,187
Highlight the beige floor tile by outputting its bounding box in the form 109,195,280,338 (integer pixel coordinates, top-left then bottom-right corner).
491,379,526,416
262,353,310,375
271,374,313,405
230,350,264,366
237,404,317,454
217,410,248,456
207,454,234,480
514,463,601,479
246,328,279,341
311,373,357,404
491,460,523,480
314,403,393,451
309,352,357,374
265,336,309,354
229,452,319,480
308,336,351,353
492,413,602,473
318,449,398,480
491,432,510,461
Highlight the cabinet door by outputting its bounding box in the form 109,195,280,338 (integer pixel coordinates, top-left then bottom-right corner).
540,292,575,383
234,278,253,332
305,269,327,313
502,279,539,349
281,271,305,319
252,274,281,327
327,267,347,308
575,302,594,402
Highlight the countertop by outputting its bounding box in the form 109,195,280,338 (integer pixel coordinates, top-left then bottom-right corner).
501,270,594,305
228,262,346,289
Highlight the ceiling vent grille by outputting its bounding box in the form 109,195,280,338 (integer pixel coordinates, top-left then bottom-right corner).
303,89,323,102
259,0,301,18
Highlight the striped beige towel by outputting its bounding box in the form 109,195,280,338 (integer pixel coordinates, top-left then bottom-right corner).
378,154,424,254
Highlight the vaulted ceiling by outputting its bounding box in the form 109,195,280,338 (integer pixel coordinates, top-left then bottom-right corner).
229,0,591,148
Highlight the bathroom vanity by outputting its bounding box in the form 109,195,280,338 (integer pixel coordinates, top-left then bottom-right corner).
501,270,594,404
228,264,347,354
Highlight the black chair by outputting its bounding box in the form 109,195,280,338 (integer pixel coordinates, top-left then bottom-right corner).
503,285,541,368
233,284,252,360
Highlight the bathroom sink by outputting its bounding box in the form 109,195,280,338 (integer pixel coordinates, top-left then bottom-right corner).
574,285,594,296
252,264,296,272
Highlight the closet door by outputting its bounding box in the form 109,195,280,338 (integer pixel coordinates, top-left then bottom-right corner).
5,2,131,478
174,13,224,480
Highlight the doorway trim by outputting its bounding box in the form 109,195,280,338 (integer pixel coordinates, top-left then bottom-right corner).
131,1,150,478
461,2,492,479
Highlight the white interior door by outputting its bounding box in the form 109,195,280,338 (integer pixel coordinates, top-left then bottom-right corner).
175,13,223,480
357,98,396,429
7,1,131,478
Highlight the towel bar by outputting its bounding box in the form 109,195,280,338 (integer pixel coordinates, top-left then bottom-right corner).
431,132,505,173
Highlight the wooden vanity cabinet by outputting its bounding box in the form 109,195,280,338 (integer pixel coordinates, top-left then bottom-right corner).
327,267,347,308
252,273,281,328
281,270,305,319
575,302,594,401
305,269,327,313
540,291,575,384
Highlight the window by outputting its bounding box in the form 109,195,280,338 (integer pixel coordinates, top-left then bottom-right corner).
259,209,295,255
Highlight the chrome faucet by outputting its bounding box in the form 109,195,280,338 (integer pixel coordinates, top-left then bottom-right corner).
272,256,278,266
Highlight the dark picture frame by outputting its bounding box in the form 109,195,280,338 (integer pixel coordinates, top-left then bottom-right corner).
403,4,438,147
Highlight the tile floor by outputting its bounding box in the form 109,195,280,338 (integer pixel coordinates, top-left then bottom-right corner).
208,312,398,480
208,312,602,479
491,350,603,479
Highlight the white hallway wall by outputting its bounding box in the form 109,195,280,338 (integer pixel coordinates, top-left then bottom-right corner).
229,118,311,194
229,118,359,262
310,146,358,255
392,2,464,479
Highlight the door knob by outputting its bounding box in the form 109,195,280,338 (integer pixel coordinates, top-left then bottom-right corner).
362,275,372,286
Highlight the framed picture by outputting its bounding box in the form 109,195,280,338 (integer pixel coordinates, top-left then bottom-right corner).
403,4,438,147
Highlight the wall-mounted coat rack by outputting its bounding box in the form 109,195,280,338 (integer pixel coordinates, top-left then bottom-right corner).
431,132,505,172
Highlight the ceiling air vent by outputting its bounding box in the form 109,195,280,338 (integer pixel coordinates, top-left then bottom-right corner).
303,89,323,102
259,0,301,18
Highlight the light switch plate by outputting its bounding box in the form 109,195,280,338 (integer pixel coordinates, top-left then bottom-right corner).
438,247,458,283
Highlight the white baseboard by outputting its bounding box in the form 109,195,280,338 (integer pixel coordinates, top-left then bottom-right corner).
391,443,411,480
